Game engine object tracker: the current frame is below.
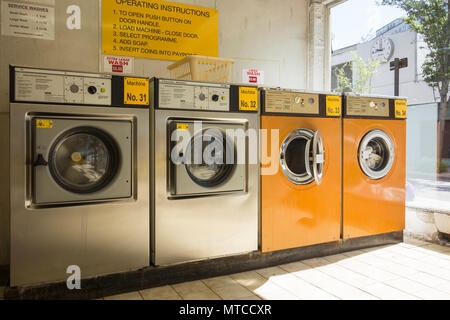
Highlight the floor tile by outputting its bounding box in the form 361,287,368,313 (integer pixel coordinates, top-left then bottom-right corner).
403,237,432,247
413,288,450,300
403,272,448,288
378,262,417,277
383,277,430,294
255,266,288,279
339,260,399,282
140,285,181,300
361,283,420,300
252,281,299,300
341,249,367,257
310,277,378,300
292,267,336,285
270,273,339,300
202,276,237,289
323,253,349,263
279,261,311,273
301,257,330,268
210,283,254,300
172,280,221,300
230,271,268,291
104,291,143,300
317,264,377,288
435,281,450,295
235,294,262,300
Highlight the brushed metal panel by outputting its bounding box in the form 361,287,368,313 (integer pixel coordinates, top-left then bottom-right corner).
10,103,150,286
152,109,259,266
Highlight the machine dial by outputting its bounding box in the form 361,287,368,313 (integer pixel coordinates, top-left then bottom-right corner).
70,84,79,93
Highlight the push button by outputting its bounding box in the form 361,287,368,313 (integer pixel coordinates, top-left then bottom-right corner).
87,86,97,94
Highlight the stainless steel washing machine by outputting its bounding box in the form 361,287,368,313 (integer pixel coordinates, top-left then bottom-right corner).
150,78,259,266
10,67,150,286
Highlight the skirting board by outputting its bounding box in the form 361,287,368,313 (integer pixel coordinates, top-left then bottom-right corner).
4,231,403,300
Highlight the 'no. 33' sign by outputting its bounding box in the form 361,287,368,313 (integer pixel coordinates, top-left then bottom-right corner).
124,77,149,105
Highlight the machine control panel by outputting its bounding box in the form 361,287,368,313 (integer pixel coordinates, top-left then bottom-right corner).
265,90,319,114
158,79,230,111
346,96,390,117
13,67,112,105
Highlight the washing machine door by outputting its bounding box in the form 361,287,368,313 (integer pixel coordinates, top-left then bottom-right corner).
184,129,236,188
46,126,120,194
358,129,395,180
280,129,325,185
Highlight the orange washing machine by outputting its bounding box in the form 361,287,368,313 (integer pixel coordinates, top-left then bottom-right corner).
260,88,342,253
342,93,407,239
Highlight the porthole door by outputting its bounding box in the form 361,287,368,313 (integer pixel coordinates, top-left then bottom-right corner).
280,129,325,185
358,129,395,180
183,129,236,188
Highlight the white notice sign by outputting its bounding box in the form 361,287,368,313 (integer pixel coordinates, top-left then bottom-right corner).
1,1,55,40
242,69,264,85
103,55,134,74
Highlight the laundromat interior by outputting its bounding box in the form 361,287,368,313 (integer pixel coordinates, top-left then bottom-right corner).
1,0,450,303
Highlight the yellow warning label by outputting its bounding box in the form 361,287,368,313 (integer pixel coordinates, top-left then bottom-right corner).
124,77,149,106
36,119,53,128
177,123,189,130
326,95,342,117
239,87,258,111
101,0,218,61
395,100,407,119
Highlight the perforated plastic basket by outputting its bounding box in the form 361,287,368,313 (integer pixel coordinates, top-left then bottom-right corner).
167,55,234,83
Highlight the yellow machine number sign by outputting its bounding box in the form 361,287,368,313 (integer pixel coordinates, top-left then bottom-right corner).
395,100,407,119
36,120,53,128
124,77,149,105
102,0,218,61
239,87,258,111
326,95,342,117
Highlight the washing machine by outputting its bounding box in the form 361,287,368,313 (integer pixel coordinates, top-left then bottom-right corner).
150,78,259,266
342,93,407,239
10,66,150,286
260,88,342,253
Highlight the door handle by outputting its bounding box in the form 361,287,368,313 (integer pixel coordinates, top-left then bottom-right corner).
33,154,48,167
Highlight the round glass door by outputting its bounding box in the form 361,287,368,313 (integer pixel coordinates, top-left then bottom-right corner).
184,129,235,188
280,129,325,185
48,126,120,194
358,130,395,180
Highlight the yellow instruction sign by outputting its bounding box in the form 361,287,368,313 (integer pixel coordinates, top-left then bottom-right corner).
326,95,342,117
239,87,258,111
36,119,53,129
177,123,189,130
102,0,218,61
395,100,407,119
124,77,149,105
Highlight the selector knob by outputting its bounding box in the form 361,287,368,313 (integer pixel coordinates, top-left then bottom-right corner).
70,84,79,93
199,93,206,101
87,86,97,95
212,94,219,102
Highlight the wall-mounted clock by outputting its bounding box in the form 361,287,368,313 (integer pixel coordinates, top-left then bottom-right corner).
370,37,394,63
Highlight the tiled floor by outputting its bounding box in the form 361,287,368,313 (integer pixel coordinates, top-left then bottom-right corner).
2,238,449,300
101,238,450,300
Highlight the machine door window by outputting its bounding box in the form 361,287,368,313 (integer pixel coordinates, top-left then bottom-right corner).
46,126,120,194
280,129,325,185
358,130,395,180
184,129,236,188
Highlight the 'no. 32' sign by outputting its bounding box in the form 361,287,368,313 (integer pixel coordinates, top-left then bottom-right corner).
124,77,149,105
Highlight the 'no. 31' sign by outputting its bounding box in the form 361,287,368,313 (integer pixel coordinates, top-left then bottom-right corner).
124,77,149,105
